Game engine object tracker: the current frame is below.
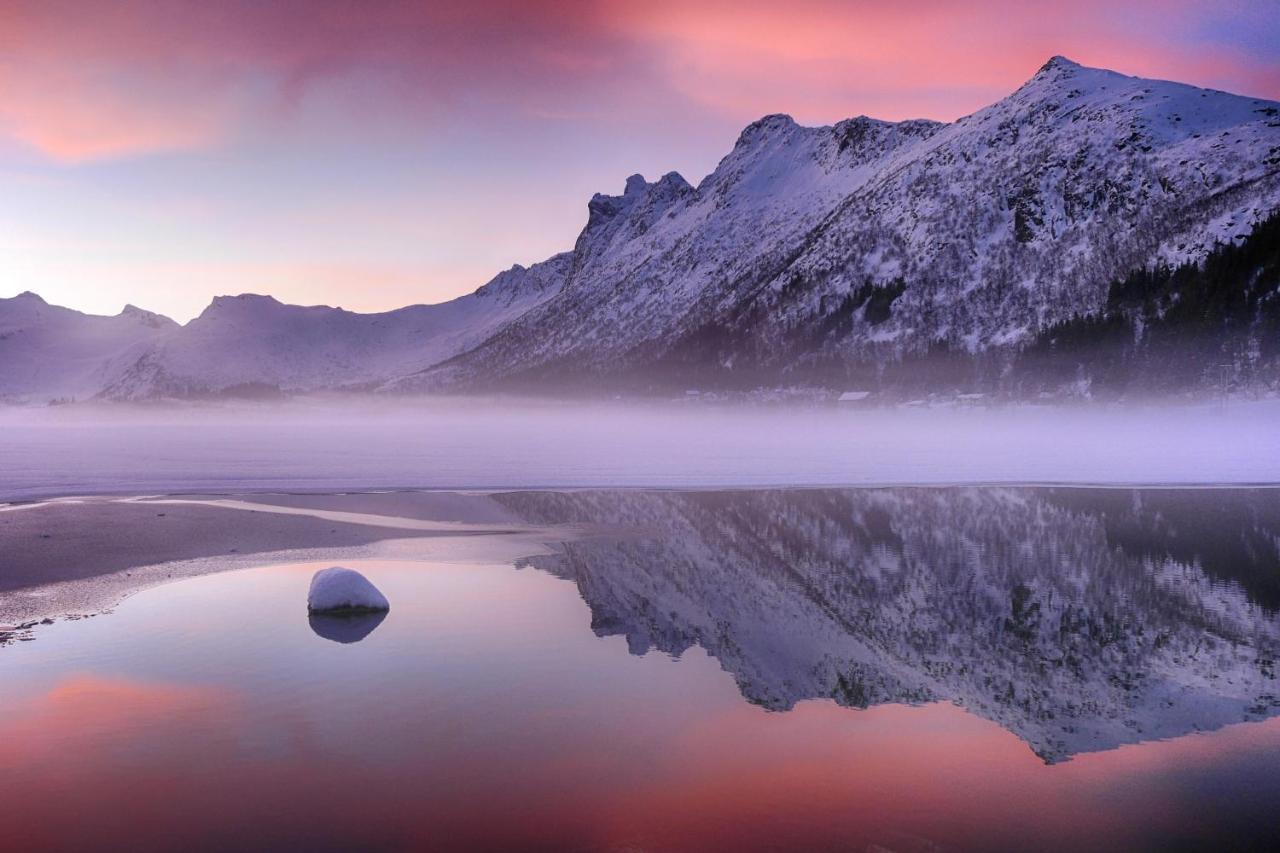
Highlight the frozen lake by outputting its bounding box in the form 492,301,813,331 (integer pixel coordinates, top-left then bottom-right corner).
2,398,1278,500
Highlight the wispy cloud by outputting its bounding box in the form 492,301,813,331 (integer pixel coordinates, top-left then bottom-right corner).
2,0,1275,161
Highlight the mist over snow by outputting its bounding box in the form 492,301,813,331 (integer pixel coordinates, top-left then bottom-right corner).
1,398,1277,501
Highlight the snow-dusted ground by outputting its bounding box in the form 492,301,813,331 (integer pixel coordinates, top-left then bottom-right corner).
1,398,1277,501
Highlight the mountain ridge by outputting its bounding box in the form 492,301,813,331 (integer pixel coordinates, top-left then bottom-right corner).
413,53,1280,394
3,56,1278,403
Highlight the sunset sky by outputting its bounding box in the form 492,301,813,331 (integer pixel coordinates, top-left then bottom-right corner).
2,0,1278,322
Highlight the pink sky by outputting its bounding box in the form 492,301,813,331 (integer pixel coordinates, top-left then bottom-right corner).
1,0,1277,321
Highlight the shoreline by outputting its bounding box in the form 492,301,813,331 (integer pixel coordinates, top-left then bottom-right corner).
6,479,1280,508
0,491,580,632
6,481,1280,641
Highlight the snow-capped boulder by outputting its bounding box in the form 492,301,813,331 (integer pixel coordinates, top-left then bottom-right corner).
307,567,390,613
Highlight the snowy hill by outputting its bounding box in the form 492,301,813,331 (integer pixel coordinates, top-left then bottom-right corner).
0,254,563,402
0,292,177,404
99,253,568,399
3,57,1278,401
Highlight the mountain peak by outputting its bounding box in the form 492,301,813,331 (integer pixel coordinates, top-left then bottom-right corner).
1003,54,1133,107
12,290,46,303
195,293,284,322
1019,55,1090,92
752,113,797,129
624,173,648,195
211,293,282,307
654,171,693,193
734,114,799,149
119,304,177,328
1038,55,1082,74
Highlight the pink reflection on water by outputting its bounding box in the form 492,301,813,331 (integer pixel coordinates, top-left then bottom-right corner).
1,561,1278,851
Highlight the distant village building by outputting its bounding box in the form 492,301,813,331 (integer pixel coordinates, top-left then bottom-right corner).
837,390,873,405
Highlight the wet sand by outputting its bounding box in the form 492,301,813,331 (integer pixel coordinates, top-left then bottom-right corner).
0,492,574,629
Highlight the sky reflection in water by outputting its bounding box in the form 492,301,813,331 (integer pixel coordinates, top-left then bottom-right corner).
2,488,1279,852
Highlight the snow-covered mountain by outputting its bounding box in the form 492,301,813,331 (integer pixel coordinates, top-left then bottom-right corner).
3,57,1278,401
98,254,569,400
0,292,176,403
0,254,568,403
497,487,1280,763
418,56,1280,392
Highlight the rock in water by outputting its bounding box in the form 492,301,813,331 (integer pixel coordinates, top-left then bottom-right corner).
307,567,390,613
309,611,388,644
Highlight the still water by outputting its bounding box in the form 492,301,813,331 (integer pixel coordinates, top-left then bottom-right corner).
3,488,1280,851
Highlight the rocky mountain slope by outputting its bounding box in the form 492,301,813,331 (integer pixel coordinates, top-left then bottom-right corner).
420,56,1280,393
498,487,1280,763
3,56,1277,401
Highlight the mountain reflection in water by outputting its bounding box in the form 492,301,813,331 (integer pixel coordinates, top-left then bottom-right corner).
499,487,1280,763
4,487,1280,852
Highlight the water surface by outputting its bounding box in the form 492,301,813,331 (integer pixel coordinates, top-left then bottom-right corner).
3,487,1280,851
4,401,1279,499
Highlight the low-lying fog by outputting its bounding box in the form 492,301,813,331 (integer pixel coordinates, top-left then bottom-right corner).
2,398,1277,500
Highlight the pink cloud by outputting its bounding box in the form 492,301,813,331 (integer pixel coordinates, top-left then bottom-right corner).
609,0,1280,122
0,0,641,161
0,0,1274,163
0,67,249,163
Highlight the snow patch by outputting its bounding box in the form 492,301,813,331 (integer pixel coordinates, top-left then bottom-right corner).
307,567,391,613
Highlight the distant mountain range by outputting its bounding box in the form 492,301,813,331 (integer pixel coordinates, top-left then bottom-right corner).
3,57,1278,404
